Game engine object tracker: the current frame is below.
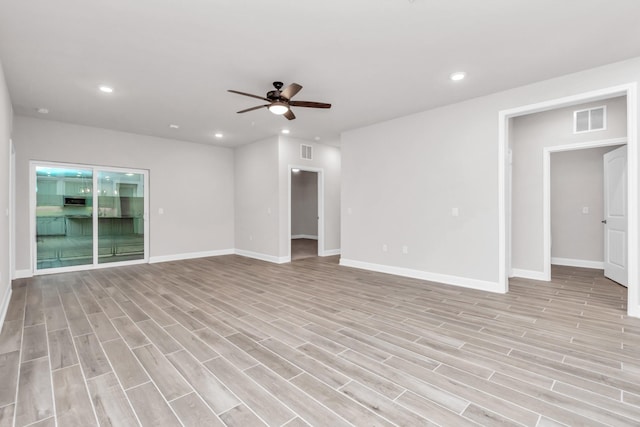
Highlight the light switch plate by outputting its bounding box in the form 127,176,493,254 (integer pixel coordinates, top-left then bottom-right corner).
452,207,459,217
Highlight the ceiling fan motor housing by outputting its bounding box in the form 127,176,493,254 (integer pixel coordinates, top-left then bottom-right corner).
266,90,280,100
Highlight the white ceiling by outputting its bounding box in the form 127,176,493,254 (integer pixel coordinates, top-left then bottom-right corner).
1,0,640,148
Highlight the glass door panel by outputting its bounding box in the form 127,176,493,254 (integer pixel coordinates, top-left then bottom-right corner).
36,166,93,269
97,171,145,264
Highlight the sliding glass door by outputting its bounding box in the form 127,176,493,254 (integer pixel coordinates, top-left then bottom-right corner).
35,166,94,269
33,163,148,273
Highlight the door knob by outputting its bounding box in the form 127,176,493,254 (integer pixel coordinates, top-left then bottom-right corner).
601,220,607,224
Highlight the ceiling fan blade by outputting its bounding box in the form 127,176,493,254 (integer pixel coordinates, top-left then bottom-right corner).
237,105,268,113
284,109,296,120
228,89,270,102
289,101,331,109
280,83,302,100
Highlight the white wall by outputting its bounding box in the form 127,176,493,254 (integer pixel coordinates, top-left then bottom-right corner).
341,56,640,316
278,137,341,257
551,146,623,266
511,97,627,273
291,171,318,238
234,137,281,261
0,59,13,328
13,116,235,272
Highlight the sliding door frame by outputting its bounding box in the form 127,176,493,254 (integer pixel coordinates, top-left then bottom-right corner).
30,161,149,275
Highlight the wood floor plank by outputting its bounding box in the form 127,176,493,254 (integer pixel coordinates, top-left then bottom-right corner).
290,373,396,426
24,283,44,327
14,358,54,426
132,344,191,400
126,382,181,427
219,404,267,427
87,372,139,427
74,333,112,379
395,390,479,427
52,365,98,426
102,339,149,390
0,404,14,427
204,356,295,425
0,351,20,406
340,381,434,426
87,312,120,342
21,324,48,362
167,349,239,414
48,329,79,370
135,319,181,354
226,333,302,380
170,393,225,427
260,338,350,388
164,324,217,362
110,317,150,348
245,364,352,427
0,320,22,354
297,343,405,400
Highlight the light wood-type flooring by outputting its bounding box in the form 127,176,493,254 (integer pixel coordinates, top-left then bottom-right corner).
0,256,639,426
290,239,318,261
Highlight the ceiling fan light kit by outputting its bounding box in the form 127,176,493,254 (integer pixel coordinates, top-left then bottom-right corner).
228,81,331,120
268,101,289,115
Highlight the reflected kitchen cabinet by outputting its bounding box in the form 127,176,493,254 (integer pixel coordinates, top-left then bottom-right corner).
36,217,65,236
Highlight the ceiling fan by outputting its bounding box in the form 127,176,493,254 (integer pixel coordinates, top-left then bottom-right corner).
228,81,331,120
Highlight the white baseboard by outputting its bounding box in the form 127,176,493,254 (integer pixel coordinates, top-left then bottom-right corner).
149,249,235,264
511,268,548,281
292,234,318,240
339,258,503,293
235,249,290,264
0,285,12,332
14,269,33,279
322,249,341,256
551,257,604,269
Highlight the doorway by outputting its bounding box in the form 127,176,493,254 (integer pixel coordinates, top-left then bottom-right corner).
289,167,323,261
547,141,627,282
31,162,149,274
499,83,638,318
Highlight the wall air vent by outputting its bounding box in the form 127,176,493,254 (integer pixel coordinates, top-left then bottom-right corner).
301,144,313,160
574,106,606,133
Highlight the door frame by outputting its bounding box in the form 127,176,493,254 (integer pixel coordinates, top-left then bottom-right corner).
543,137,627,281
288,165,324,260
498,83,638,318
30,160,150,275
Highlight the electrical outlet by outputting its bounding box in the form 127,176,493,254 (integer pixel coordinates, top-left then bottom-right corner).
158,208,164,215
382,244,388,252
452,207,459,217
249,235,253,241
582,206,589,214
402,245,408,254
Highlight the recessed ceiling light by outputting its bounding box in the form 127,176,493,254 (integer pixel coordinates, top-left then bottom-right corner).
281,129,290,134
36,108,49,114
99,85,114,93
214,133,223,138
450,72,466,81
169,124,180,129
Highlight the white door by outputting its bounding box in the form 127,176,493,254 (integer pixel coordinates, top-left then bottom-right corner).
603,145,627,286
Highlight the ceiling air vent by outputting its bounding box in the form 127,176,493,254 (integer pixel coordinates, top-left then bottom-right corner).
574,105,606,133
301,144,313,160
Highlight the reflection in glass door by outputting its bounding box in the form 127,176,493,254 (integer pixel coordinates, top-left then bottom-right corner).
36,166,94,269
97,171,145,263
33,162,148,273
